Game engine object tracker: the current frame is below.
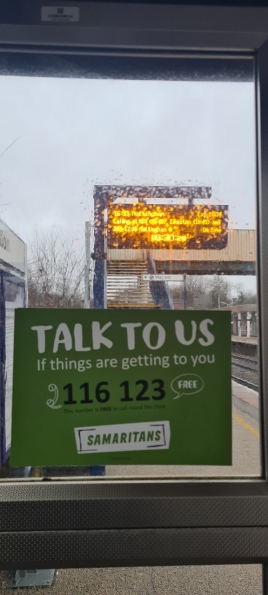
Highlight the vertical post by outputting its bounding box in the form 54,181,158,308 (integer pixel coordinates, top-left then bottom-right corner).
90,187,106,476
238,312,241,337
252,312,257,336
185,195,193,310
232,313,236,336
93,188,107,309
84,221,91,309
247,312,252,338
183,274,187,310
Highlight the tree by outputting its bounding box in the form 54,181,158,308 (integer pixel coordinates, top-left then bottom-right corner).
232,283,257,306
169,275,232,309
209,275,231,309
170,276,208,309
27,228,85,308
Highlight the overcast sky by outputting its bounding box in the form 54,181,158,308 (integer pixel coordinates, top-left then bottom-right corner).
0,75,256,292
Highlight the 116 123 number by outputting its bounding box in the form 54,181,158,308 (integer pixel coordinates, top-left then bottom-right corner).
120,379,165,401
63,379,165,405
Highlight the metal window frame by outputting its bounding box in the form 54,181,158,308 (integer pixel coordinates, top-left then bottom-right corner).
1,0,268,573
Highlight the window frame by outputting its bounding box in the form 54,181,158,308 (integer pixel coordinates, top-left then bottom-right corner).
0,0,268,571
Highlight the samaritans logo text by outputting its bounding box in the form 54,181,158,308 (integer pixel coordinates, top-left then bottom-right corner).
11,309,232,466
75,422,170,454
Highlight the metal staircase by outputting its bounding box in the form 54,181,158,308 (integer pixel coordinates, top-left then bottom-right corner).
107,260,158,308
147,254,173,310
107,259,173,309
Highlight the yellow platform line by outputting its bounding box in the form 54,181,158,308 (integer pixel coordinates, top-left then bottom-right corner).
232,412,260,438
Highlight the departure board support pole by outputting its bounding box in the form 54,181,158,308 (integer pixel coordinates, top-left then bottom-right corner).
92,186,107,310
90,187,107,476
84,221,91,309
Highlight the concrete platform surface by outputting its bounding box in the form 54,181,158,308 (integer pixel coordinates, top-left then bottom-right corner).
0,565,263,595
232,380,259,410
232,335,258,345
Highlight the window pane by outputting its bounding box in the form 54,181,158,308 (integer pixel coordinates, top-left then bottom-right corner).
0,54,260,478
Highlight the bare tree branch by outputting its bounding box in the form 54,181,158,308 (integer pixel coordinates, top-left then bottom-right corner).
0,137,20,160
27,227,85,308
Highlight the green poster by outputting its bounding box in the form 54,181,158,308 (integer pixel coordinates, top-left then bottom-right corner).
10,309,232,466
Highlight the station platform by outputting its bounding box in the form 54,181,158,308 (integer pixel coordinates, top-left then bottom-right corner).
232,380,259,411
232,335,257,357
232,380,259,431
232,335,257,345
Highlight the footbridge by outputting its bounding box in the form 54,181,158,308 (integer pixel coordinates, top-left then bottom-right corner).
108,230,255,276
105,230,255,309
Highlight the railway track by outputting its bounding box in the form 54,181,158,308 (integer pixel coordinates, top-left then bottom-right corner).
232,353,259,391
232,355,258,371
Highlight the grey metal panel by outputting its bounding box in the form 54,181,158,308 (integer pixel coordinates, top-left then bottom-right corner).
0,3,268,51
2,528,268,569
1,482,268,532
150,230,256,262
257,39,268,481
109,230,256,263
0,52,254,83
107,251,147,262
155,261,256,275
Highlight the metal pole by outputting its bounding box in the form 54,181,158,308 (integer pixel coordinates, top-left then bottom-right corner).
92,189,107,310
90,189,106,476
183,274,187,310
84,221,91,309
184,194,193,310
